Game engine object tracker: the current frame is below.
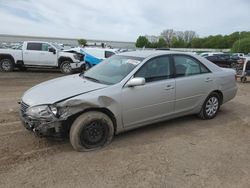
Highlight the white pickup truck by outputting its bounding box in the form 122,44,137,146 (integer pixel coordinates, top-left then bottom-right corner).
0,41,84,74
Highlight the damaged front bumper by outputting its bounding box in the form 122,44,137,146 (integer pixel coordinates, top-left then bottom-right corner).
20,114,65,137
70,61,85,70
19,102,67,137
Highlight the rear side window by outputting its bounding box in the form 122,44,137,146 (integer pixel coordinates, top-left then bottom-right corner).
105,51,115,58
135,56,171,82
27,43,42,51
174,55,210,77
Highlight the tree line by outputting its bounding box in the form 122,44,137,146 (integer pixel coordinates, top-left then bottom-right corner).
136,30,250,53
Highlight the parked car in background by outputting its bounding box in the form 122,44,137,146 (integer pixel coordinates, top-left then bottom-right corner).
64,47,118,70
205,54,239,68
199,52,224,57
0,41,84,74
20,50,237,151
81,48,118,70
232,53,244,58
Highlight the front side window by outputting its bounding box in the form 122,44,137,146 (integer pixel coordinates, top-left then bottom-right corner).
41,43,50,51
27,43,42,51
174,55,210,77
135,56,171,82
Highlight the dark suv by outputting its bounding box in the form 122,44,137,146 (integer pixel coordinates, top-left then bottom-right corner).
205,54,239,68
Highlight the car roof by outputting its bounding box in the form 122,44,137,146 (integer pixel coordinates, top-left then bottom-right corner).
119,50,189,58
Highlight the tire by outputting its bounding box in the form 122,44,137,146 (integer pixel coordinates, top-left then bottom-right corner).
60,61,73,74
198,92,221,120
70,111,114,152
0,58,14,72
241,77,247,83
84,62,91,71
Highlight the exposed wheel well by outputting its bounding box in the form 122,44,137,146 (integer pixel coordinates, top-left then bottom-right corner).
0,54,15,64
64,108,117,135
58,57,73,67
211,90,223,104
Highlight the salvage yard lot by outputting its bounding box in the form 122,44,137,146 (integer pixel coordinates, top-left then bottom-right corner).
0,71,250,188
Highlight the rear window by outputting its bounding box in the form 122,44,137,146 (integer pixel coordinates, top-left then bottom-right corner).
27,43,42,51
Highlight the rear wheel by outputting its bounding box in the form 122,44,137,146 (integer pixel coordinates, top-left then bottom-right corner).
241,76,247,83
0,59,14,72
198,92,221,120
70,111,114,152
60,61,73,74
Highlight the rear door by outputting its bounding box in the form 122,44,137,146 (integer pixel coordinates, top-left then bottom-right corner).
173,55,214,113
23,42,43,65
122,55,175,127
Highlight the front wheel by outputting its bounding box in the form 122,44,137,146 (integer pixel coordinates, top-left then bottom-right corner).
198,92,221,120
0,59,14,72
60,61,73,74
70,111,114,152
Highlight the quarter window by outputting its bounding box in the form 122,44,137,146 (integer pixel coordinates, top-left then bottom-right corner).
174,55,210,77
135,56,171,82
105,51,115,58
27,43,42,51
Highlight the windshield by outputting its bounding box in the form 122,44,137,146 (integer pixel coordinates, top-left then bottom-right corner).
82,55,144,85
52,43,64,50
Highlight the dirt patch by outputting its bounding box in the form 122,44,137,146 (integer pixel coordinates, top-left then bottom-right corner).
0,71,249,188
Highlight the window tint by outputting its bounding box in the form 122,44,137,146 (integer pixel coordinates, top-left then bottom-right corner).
135,56,171,82
41,43,50,51
27,43,42,51
105,51,115,58
174,55,209,77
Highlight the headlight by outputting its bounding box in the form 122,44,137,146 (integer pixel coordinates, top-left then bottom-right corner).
73,54,80,60
49,105,58,116
25,105,57,120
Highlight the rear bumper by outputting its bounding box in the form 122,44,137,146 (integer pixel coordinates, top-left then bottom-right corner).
222,86,238,104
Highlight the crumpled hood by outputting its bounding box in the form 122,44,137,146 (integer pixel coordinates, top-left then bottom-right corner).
22,74,107,106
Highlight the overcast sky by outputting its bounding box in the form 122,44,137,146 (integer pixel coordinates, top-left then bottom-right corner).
0,0,249,42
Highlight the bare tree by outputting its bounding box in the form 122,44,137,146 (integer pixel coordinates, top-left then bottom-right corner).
175,31,185,41
161,29,175,47
183,31,198,43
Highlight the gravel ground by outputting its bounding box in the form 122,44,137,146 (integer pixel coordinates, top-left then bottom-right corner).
0,70,249,188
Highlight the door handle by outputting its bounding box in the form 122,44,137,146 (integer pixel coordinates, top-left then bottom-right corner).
205,78,213,82
165,85,175,90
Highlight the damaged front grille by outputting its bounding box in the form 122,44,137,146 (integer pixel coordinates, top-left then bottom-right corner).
20,101,29,116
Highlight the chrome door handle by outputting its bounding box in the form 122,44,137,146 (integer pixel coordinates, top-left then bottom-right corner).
165,85,174,90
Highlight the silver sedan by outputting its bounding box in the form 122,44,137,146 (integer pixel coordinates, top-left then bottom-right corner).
20,50,238,151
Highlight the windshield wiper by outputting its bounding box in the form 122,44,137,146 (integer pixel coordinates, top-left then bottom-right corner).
83,76,102,83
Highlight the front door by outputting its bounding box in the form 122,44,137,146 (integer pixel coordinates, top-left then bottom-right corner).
122,55,175,127
40,43,57,66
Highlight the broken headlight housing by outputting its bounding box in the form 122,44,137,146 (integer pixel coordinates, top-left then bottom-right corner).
25,105,58,120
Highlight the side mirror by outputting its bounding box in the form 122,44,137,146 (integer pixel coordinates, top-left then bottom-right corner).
126,77,145,87
49,47,56,54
